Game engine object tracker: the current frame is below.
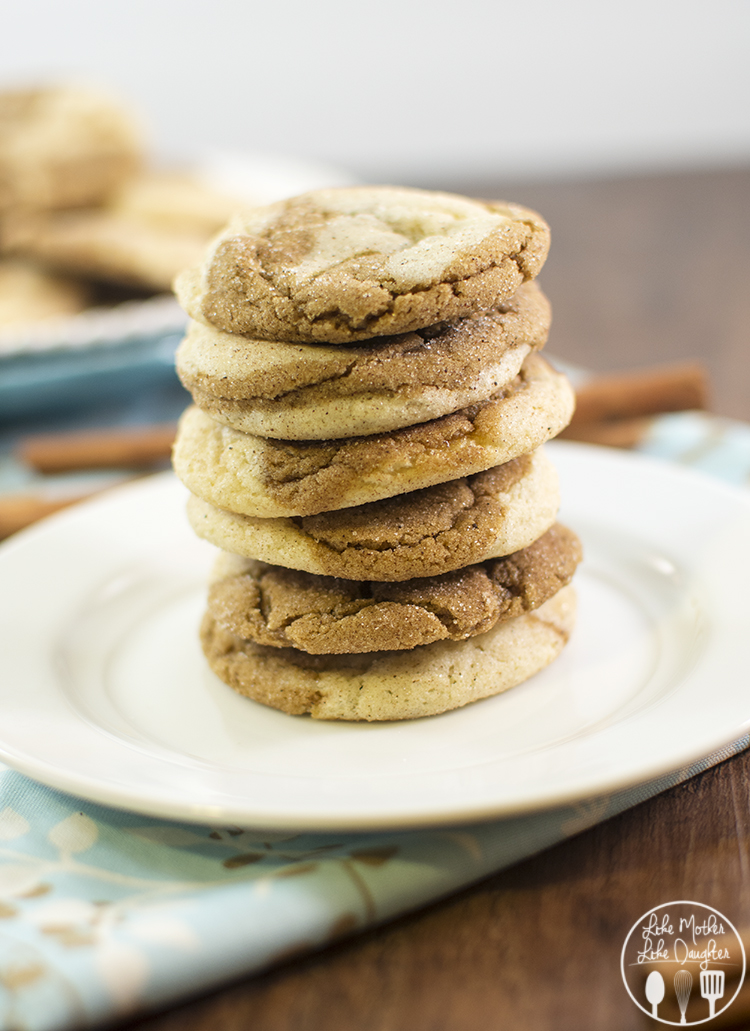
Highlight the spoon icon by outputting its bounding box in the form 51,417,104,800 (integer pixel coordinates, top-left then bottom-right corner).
646,971,665,1018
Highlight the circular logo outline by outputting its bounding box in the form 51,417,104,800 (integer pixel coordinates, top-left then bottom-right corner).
621,900,746,1025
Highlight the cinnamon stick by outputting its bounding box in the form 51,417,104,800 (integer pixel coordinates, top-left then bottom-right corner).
557,416,654,448
18,422,177,474
0,493,93,539
569,362,709,425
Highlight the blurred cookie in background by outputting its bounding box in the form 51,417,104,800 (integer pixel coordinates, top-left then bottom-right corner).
1,168,250,293
0,259,90,328
2,206,216,293
109,169,244,237
0,85,143,213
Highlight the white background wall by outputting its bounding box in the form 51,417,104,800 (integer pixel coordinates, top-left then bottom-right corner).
2,0,749,183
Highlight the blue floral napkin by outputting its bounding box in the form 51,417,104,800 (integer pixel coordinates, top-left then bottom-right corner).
1,409,749,1031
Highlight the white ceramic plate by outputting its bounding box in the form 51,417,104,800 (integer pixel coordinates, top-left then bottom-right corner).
1,442,749,831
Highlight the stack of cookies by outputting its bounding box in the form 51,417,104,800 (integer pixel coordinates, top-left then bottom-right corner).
172,186,581,721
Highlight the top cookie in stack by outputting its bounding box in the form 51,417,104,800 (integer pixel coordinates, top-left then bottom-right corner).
171,186,581,721
174,186,551,343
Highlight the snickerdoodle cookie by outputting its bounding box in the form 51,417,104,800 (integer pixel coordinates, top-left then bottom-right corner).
0,85,141,213
3,168,246,292
175,281,550,439
200,583,576,720
207,523,581,654
0,259,89,327
174,186,550,343
5,208,212,292
186,449,560,581
172,353,575,518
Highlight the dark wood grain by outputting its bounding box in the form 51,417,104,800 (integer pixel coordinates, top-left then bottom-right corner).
120,166,750,1031
123,753,750,1031
430,167,750,422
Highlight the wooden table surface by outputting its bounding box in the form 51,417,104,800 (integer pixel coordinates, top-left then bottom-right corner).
124,166,750,1031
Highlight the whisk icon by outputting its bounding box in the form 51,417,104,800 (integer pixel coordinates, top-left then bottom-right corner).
674,970,693,1024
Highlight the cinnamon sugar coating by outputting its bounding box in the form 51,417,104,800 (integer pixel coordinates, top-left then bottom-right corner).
175,282,550,438
200,585,576,720
186,449,559,581
174,186,550,343
207,523,581,654
173,353,575,518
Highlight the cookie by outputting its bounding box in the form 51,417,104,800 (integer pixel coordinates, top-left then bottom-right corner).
0,259,89,328
172,352,575,518
109,169,243,236
200,583,576,721
174,186,550,343
186,449,560,581
4,209,211,292
207,523,581,654
0,85,141,213
176,281,550,439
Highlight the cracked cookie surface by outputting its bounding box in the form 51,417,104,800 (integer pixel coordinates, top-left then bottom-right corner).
176,281,550,439
187,449,559,581
207,523,581,654
174,186,550,343
200,584,576,720
173,352,575,518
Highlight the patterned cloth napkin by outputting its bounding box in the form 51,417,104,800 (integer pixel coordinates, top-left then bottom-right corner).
1,409,749,1031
